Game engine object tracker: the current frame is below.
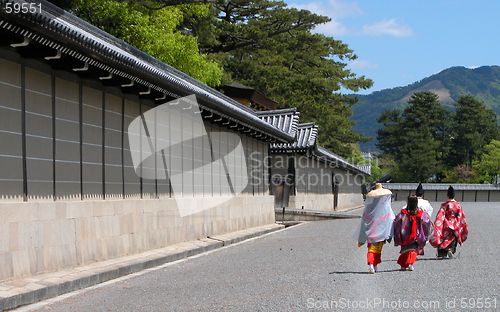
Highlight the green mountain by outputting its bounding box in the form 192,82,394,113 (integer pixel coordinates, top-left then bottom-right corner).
351,65,500,152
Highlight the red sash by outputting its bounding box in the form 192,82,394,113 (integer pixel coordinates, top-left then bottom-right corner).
401,209,423,245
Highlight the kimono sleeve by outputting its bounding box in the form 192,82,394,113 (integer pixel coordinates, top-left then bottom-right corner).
456,206,469,245
429,206,445,248
393,212,403,246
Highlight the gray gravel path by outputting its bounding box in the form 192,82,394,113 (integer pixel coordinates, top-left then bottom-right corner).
30,201,500,312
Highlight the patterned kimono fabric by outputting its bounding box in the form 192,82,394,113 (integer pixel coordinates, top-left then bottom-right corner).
430,200,468,257
393,208,433,268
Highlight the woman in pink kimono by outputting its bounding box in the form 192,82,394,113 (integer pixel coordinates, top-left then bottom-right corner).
430,186,469,259
393,195,433,271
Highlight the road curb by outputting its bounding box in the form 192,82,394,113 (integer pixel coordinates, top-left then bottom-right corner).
275,207,362,221
0,223,285,311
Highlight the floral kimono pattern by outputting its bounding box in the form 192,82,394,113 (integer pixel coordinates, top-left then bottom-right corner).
430,200,468,249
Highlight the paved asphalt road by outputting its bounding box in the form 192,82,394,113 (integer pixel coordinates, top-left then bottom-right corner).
26,201,500,312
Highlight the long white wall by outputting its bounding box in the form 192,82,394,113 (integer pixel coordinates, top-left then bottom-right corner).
0,55,274,281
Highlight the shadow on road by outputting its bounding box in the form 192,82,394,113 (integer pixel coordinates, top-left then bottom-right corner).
381,257,441,262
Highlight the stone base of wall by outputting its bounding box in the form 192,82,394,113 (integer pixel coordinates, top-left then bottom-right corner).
337,194,364,210
0,195,274,282
288,193,363,212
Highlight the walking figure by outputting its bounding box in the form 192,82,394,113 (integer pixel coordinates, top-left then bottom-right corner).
415,183,434,219
430,186,468,259
353,183,395,274
393,195,433,271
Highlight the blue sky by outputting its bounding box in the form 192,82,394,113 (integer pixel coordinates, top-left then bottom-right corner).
284,0,500,95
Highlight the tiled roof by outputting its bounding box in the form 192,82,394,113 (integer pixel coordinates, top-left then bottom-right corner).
269,121,370,175
0,0,294,143
313,146,369,175
256,108,300,138
270,122,318,151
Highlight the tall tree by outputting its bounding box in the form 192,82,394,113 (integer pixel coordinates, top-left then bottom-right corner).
448,94,500,169
183,1,373,155
376,109,403,155
376,92,451,182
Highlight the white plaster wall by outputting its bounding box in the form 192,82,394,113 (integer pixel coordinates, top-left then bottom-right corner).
0,195,275,281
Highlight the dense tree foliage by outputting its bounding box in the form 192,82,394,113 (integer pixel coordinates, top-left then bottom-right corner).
376,92,500,183
447,95,500,168
47,0,222,86
442,165,476,184
218,29,373,155
473,140,500,184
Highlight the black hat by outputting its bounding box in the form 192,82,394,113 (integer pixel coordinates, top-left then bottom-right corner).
416,183,424,197
447,185,455,198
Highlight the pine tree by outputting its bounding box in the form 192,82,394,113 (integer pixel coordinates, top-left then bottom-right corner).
448,95,500,169
376,92,450,182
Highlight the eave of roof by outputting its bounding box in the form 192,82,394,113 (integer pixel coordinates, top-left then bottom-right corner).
313,146,370,176
256,108,300,138
271,122,318,151
0,0,294,143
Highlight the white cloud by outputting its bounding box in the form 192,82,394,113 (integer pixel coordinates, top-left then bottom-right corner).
348,59,379,70
468,65,480,69
288,0,363,36
361,18,414,37
287,1,414,38
290,0,364,19
314,20,350,37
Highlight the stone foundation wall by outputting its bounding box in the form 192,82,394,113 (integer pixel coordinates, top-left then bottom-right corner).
288,193,363,212
0,195,275,282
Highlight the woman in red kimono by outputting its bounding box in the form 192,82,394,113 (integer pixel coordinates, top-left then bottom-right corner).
393,195,433,271
430,186,469,258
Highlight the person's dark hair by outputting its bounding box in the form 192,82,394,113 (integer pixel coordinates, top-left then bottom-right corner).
447,185,455,199
416,183,424,197
407,195,419,215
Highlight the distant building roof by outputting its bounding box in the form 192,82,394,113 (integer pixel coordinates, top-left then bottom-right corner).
268,121,369,175
221,83,278,111
382,183,500,191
